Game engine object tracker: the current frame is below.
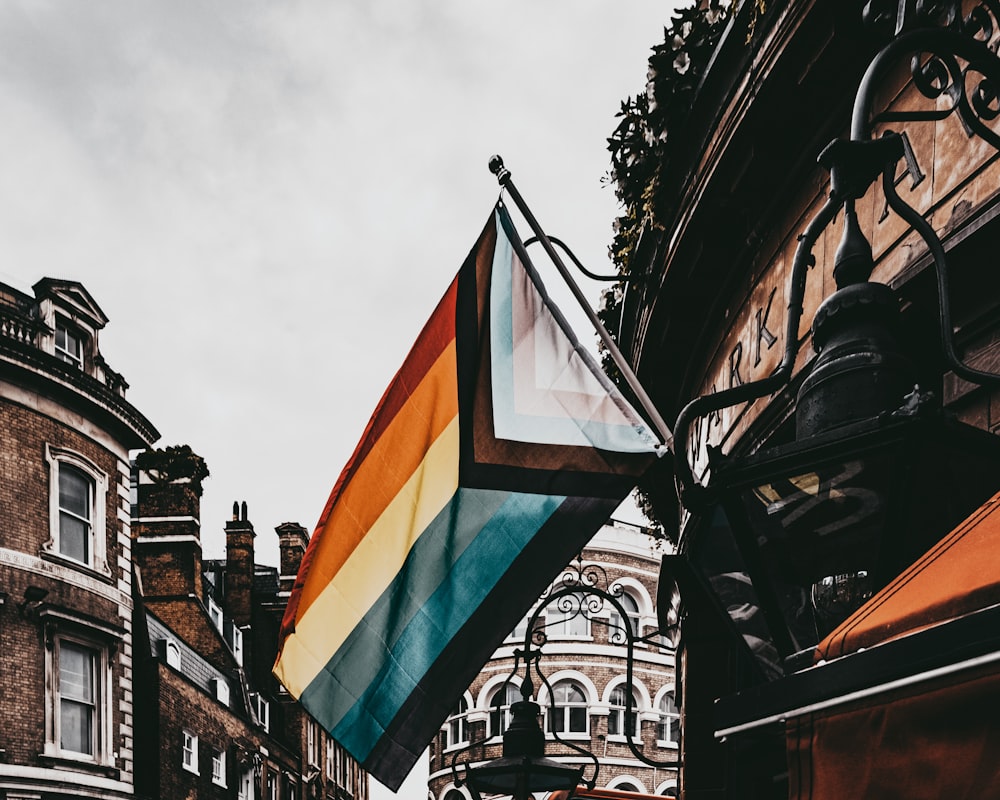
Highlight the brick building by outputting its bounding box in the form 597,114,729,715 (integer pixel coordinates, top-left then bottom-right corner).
0,278,158,799
132,450,369,800
428,523,678,799
1,275,367,800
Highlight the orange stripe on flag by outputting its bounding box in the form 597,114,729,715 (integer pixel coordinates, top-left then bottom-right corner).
293,339,459,619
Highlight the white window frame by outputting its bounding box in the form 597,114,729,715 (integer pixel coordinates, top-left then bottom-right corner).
609,592,642,645
54,317,84,368
545,593,591,639
546,681,589,736
212,747,227,786
326,738,336,779
228,622,245,664
489,683,521,739
238,767,255,800
45,634,111,763
267,770,279,800
608,685,640,739
182,730,199,774
657,691,681,747
207,596,223,632
251,692,270,733
212,677,231,706
44,446,109,576
307,719,320,766
444,696,470,750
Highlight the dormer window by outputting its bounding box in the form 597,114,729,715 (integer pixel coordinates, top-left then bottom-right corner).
55,319,84,369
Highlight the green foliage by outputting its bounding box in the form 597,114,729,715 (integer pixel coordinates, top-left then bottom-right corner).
135,444,210,494
600,1,736,538
603,0,733,341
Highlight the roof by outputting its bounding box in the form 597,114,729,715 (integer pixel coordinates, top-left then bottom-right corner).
817,490,1000,661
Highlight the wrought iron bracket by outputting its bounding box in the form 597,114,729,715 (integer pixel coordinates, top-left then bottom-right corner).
673,3,1000,502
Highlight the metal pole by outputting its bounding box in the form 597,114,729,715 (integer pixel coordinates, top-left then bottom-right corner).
488,155,674,449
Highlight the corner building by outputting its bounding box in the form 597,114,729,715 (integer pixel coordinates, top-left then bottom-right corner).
428,524,679,799
0,278,158,799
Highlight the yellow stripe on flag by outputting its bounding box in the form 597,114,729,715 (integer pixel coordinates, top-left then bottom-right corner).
278,417,461,694
296,341,458,616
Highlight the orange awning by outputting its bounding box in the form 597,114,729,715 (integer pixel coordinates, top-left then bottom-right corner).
786,490,1000,800
548,788,666,800
816,489,1000,661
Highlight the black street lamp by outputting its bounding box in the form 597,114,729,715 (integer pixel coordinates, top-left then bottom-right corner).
450,558,679,800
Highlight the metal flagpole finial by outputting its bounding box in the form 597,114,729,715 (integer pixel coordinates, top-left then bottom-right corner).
488,154,511,186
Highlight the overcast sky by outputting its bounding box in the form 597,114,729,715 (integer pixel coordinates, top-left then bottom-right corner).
1,2,676,795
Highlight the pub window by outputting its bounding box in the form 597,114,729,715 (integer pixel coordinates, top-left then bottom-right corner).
164,638,182,670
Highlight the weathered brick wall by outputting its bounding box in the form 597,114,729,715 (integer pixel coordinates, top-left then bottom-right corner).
0,394,133,784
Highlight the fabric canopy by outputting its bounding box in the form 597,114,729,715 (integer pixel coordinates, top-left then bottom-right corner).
817,489,1000,661
787,490,1000,799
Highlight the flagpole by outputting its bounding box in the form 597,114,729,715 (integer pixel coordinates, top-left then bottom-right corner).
489,155,674,449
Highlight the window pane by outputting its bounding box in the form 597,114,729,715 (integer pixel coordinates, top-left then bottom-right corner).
59,466,90,517
59,514,89,562
60,641,95,755
59,465,92,563
61,699,94,754
60,642,94,702
569,706,587,732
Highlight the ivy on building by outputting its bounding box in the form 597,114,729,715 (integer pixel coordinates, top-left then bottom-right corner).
598,0,739,536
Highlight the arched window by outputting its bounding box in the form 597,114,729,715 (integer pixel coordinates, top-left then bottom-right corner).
489,683,520,738
612,778,645,794
608,685,640,738
445,697,469,748
547,681,588,734
609,592,641,644
546,594,590,638
658,691,680,746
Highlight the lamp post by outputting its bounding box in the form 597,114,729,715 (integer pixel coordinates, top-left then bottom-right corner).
450,557,679,800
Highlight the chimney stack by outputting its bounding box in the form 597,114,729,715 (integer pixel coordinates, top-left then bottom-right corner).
276,522,309,595
225,500,256,628
131,445,209,600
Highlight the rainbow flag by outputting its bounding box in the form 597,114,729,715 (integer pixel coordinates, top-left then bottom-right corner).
273,204,660,790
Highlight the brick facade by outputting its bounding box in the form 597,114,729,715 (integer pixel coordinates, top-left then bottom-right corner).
2,276,369,800
0,278,157,800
